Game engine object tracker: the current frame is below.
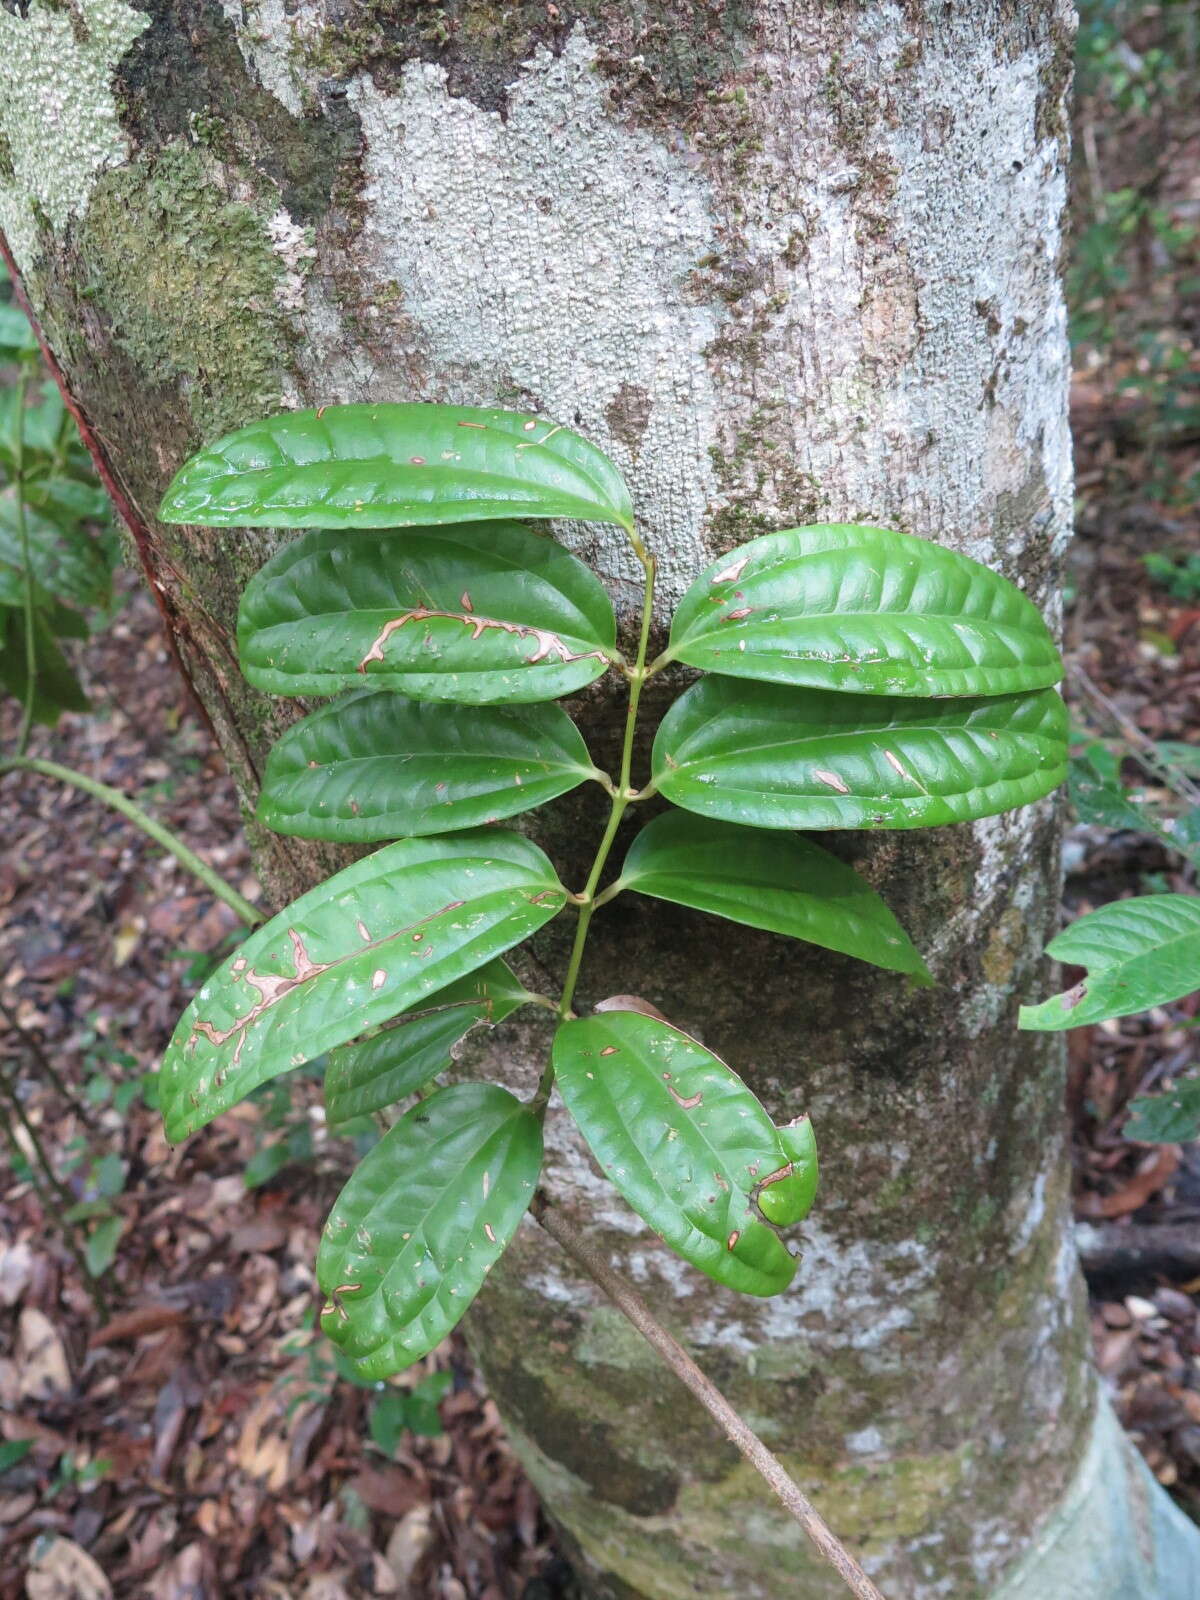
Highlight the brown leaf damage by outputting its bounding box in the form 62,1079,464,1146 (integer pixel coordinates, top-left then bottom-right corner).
187,906,464,1067
357,608,610,674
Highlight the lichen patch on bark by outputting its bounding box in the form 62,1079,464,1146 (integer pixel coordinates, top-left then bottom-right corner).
216,0,325,117
0,0,148,272
345,28,725,609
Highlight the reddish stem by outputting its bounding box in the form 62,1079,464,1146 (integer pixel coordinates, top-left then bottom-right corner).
0,227,218,742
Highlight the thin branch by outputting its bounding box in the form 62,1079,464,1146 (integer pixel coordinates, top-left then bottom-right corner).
1072,663,1200,808
0,1066,110,1318
0,993,96,1127
531,1194,889,1600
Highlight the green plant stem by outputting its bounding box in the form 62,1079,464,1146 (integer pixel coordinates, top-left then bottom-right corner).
530,554,656,1119
532,1194,887,1600
0,756,263,927
0,1065,110,1318
0,993,96,1127
12,369,36,757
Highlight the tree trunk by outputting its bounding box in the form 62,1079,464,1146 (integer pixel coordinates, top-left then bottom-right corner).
3,1,1197,1593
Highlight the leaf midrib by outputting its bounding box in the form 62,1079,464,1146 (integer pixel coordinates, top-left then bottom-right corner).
663,721,1053,767
343,1109,532,1360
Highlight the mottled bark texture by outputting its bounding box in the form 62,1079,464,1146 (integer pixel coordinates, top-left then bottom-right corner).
4,1,1198,1593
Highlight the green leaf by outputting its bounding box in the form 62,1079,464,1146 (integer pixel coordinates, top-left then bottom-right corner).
756,1115,819,1227
1068,745,1152,833
663,524,1062,697
241,1125,312,1189
0,609,88,721
368,1393,411,1455
1125,1081,1200,1144
1156,741,1200,778
26,476,112,528
239,523,618,703
0,1439,34,1476
612,810,931,982
159,403,634,532
159,830,566,1141
404,1394,447,1438
653,678,1067,831
0,303,38,355
259,690,601,843
21,387,66,455
1174,807,1200,859
93,1152,126,1199
0,492,111,609
1019,895,1200,1031
41,598,89,641
317,1083,542,1378
369,1372,451,1449
84,1215,123,1278
242,1139,294,1190
324,958,532,1124
553,1010,802,1296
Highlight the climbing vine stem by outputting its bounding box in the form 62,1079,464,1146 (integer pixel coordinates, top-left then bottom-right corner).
0,757,263,927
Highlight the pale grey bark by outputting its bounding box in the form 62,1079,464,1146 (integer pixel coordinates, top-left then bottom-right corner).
3,0,1198,1593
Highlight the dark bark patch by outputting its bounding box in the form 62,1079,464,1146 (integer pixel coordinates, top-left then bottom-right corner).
298,0,752,123
115,0,360,222
604,382,653,458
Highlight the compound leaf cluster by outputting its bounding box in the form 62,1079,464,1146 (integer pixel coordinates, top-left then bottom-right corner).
158,402,1068,1375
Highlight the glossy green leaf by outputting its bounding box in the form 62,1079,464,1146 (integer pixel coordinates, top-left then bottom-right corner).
756,1115,819,1227
664,524,1062,697
0,491,112,609
160,402,634,532
324,958,532,1123
612,810,931,982
159,830,566,1141
239,523,618,703
1019,894,1200,1032
553,1010,799,1296
653,678,1067,831
259,689,601,843
317,1082,542,1378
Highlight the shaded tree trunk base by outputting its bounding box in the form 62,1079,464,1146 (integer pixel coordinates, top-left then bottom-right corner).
994,1396,1200,1599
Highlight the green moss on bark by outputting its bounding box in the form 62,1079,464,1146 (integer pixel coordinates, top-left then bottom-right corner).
75,144,290,435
